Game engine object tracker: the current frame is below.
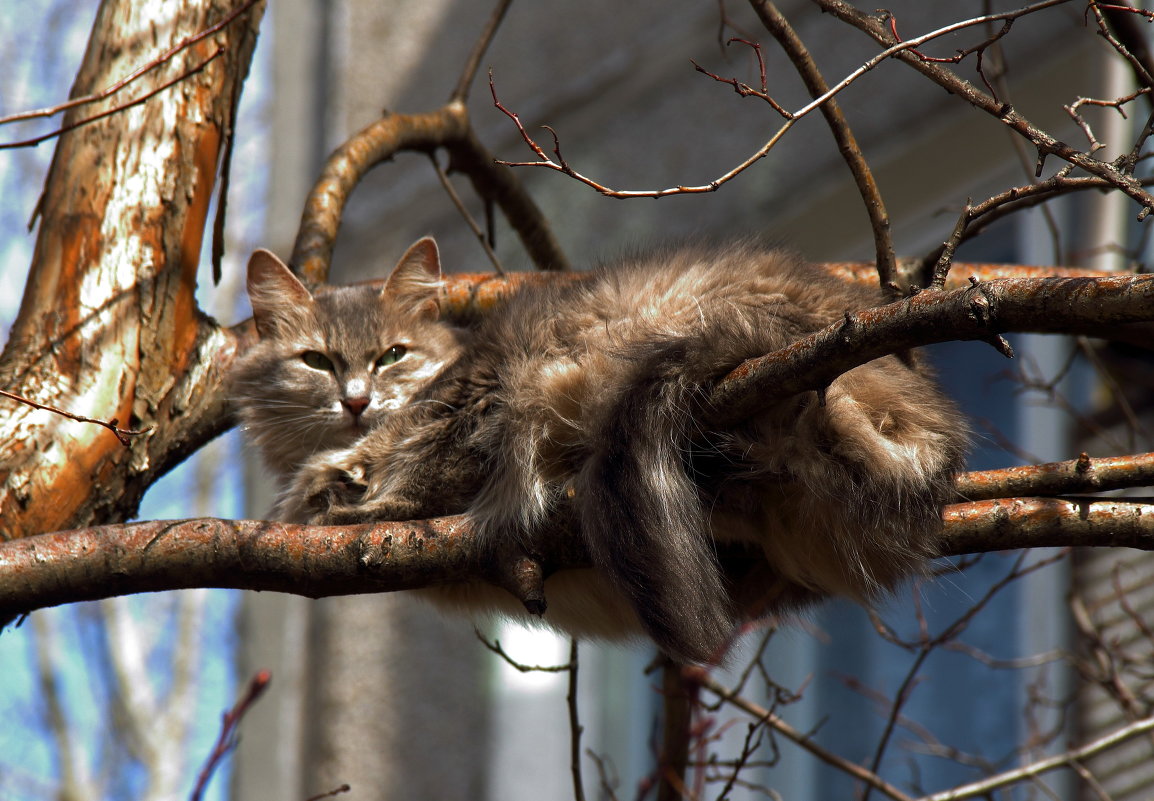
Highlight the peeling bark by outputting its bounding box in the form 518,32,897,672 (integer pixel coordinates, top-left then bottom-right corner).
0,0,265,541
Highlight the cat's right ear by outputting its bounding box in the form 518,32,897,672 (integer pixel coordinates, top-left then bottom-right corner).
383,237,443,320
247,249,314,338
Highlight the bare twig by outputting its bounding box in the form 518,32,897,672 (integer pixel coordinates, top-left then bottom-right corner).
749,0,897,294
700,675,917,801
917,715,1154,801
491,0,1082,201
929,199,972,290
567,639,586,801
813,0,1154,220
189,670,271,801
1090,0,1154,96
0,47,226,150
862,552,1063,801
430,154,505,273
0,0,260,128
691,39,792,117
450,0,514,103
0,387,151,447
1065,88,1152,155
475,630,574,672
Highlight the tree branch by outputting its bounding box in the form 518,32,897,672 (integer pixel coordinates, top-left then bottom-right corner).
289,102,569,285
940,497,1154,555
748,0,897,293
6,492,1154,620
956,451,1154,501
918,714,1154,801
811,0,1154,218
709,273,1154,426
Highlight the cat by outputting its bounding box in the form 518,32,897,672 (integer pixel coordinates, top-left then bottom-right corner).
233,238,969,665
232,239,467,482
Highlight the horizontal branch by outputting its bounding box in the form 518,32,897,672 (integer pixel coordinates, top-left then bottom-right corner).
4,494,1154,619
956,451,1154,501
939,497,1154,555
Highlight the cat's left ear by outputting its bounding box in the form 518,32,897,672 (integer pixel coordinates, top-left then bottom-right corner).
384,237,443,320
247,248,315,338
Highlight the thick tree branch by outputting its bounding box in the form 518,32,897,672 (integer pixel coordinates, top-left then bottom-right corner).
0,515,586,620
5,492,1154,619
709,273,1154,426
940,497,1154,554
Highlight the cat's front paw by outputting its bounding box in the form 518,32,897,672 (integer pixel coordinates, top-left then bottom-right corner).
277,451,368,523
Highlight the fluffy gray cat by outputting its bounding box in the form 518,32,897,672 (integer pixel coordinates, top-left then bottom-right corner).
233,238,968,664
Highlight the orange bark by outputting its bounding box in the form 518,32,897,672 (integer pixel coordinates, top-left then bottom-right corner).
0,0,265,541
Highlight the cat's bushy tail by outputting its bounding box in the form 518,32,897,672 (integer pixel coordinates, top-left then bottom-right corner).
576,341,735,665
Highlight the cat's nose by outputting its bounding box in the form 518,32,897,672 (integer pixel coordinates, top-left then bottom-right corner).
343,397,370,418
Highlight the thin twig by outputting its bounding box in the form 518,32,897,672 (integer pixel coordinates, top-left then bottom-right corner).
750,0,898,293
0,47,226,150
1089,0,1154,95
0,0,260,128
474,630,573,672
491,0,1080,200
567,639,586,801
450,0,515,103
429,154,505,273
918,715,1154,801
189,670,272,801
813,0,1154,220
700,675,917,801
929,199,972,290
0,388,151,447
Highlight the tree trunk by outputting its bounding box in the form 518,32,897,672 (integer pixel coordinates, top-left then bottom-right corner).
0,0,265,541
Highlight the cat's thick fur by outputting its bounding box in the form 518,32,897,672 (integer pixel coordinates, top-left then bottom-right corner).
234,239,968,664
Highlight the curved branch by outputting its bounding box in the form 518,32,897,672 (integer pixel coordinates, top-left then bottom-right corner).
708,274,1154,426
290,102,568,284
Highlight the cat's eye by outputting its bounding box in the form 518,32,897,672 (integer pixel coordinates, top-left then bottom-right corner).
375,345,407,368
301,350,334,371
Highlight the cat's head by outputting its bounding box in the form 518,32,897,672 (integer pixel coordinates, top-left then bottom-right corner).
232,238,464,476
